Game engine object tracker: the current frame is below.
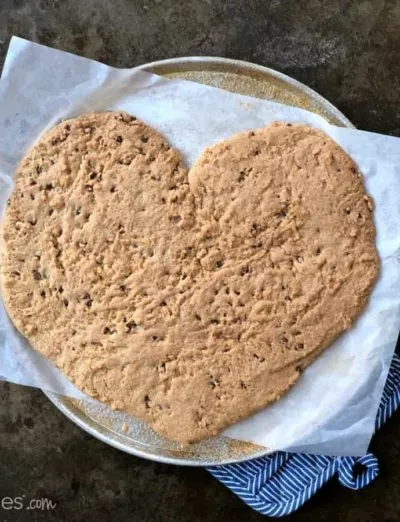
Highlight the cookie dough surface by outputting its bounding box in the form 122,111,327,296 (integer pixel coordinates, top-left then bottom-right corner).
1,115,378,443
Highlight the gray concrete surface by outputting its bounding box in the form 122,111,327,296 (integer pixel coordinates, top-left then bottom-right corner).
0,0,399,520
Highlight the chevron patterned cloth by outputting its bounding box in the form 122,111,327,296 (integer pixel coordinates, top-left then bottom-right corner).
208,354,400,517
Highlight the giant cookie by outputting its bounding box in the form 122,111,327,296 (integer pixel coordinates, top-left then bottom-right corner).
1,114,378,443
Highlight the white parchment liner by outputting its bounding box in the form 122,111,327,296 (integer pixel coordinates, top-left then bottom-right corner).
0,37,399,455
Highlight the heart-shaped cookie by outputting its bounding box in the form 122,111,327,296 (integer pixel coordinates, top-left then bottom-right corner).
1,112,378,443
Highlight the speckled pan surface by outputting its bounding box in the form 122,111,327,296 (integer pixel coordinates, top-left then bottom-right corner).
43,57,353,466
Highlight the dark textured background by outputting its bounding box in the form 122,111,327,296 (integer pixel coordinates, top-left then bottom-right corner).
0,1,399,520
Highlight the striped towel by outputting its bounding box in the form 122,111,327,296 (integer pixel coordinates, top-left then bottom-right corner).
208,354,400,517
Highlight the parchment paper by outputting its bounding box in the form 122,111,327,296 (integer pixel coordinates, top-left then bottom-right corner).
0,37,399,455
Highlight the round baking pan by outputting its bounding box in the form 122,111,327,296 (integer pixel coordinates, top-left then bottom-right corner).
44,57,353,466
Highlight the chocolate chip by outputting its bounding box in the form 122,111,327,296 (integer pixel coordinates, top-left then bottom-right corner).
115,136,123,143
238,171,247,183
126,321,137,333
240,265,250,276
103,326,115,334
33,270,42,280
83,294,93,307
